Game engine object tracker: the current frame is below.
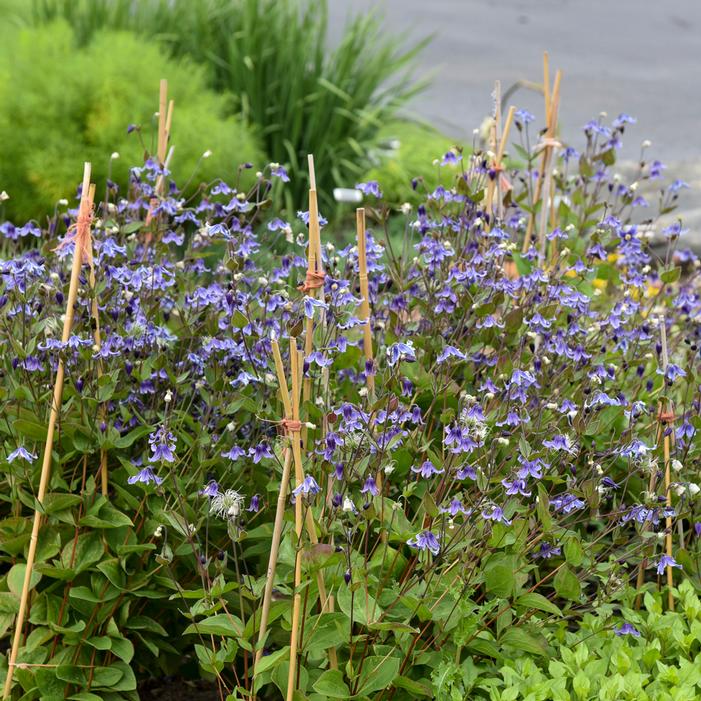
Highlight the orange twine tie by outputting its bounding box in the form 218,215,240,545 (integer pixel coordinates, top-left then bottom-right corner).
657,409,676,423
54,211,94,264
280,419,303,433
297,270,326,293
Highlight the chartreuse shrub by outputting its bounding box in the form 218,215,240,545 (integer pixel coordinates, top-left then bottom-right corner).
0,21,262,222
433,580,701,700
24,0,427,208
0,103,698,701
362,121,457,205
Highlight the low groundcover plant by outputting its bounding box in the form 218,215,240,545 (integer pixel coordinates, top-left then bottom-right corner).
0,101,698,701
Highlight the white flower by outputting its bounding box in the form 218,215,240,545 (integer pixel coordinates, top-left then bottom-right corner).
0,191,9,201
671,459,683,473
342,496,355,513
110,152,120,160
202,150,212,159
210,490,245,521
689,483,700,496
164,390,173,404
154,525,163,538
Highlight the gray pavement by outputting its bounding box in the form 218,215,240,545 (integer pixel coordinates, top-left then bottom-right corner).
329,0,701,239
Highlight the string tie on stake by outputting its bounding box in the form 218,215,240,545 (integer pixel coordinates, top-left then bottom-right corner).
536,137,562,152
280,419,303,433
297,270,326,293
657,409,676,423
54,211,94,263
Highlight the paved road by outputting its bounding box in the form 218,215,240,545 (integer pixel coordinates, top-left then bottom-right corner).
329,0,701,234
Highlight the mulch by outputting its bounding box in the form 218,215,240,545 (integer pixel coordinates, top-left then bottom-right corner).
137,678,221,701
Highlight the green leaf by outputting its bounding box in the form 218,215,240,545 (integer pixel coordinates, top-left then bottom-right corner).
14,419,47,441
516,592,562,617
573,670,590,699
56,665,89,686
312,669,351,698
564,536,584,567
554,565,581,601
304,612,347,650
43,493,83,515
120,220,144,235
97,559,126,589
356,655,401,695
537,485,552,531
86,636,111,651
109,635,134,663
499,627,549,657
660,266,681,284
483,553,515,598
392,675,433,697
90,666,124,689
336,586,383,626
183,613,244,638
113,425,153,449
36,668,65,697
7,563,41,597
255,646,289,675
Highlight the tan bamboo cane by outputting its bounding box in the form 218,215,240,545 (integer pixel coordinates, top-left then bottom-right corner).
254,339,336,683
3,163,93,699
659,315,675,610
356,208,375,400
543,52,551,127
484,80,500,223
634,316,676,610
495,105,516,222
634,419,663,608
286,340,305,701
522,65,562,253
302,156,324,408
157,79,168,167
156,99,174,199
254,340,295,672
81,184,109,496
537,73,561,259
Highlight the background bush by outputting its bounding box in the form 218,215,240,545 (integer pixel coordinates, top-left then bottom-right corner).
20,0,427,209
362,120,457,204
0,21,262,222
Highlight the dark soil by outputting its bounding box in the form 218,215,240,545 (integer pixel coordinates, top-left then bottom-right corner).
138,678,221,701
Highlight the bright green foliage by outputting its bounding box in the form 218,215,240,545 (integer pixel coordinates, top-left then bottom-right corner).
363,121,458,204
0,21,262,221
26,0,427,208
433,580,701,700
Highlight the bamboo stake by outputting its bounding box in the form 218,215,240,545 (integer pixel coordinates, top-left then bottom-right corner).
543,52,551,127
302,156,324,408
356,208,375,399
484,80,500,223
537,72,561,259
495,105,516,222
3,163,93,700
255,340,295,672
287,340,304,701
634,316,677,610
659,315,675,611
522,63,562,253
634,419,663,607
155,91,174,200
157,79,168,167
82,184,109,496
